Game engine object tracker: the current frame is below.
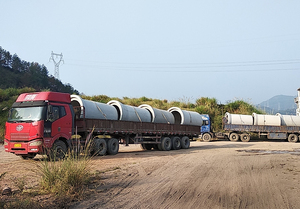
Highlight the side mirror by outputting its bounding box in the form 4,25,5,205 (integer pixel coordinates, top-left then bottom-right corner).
48,105,53,114
47,105,53,121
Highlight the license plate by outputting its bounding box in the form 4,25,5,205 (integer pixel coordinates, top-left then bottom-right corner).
14,144,21,148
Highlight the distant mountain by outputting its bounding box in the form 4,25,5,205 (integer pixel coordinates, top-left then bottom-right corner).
256,95,297,115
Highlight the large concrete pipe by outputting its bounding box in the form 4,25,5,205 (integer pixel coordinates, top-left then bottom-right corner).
252,113,281,126
71,95,118,120
276,113,300,126
138,104,175,124
107,100,151,122
224,112,253,125
167,107,203,126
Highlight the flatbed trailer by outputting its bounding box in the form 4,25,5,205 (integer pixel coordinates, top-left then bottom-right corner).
75,118,201,145
223,124,300,142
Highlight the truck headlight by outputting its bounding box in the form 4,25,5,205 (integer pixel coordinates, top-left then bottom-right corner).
29,140,43,146
4,140,8,146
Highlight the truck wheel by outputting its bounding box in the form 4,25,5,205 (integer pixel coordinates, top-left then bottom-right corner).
229,133,239,142
107,138,119,155
202,133,212,142
181,136,190,149
240,133,250,142
288,134,298,143
171,136,181,150
92,138,107,156
161,137,172,151
50,140,67,160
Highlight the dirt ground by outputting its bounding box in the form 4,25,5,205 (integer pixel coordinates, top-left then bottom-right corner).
1,140,300,208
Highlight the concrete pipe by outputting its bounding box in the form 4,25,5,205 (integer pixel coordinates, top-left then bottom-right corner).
71,95,118,120
167,107,203,126
276,113,300,126
107,100,151,122
224,112,253,125
252,113,281,126
138,104,175,124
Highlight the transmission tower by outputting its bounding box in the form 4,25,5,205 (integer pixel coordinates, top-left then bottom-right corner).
49,51,64,79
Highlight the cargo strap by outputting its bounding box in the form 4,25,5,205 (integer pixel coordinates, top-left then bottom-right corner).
95,104,107,120
134,108,142,122
161,112,170,124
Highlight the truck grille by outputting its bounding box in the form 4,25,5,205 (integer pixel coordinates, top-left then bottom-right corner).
10,133,30,141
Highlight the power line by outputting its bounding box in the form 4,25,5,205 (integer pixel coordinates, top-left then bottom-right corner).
63,58,300,73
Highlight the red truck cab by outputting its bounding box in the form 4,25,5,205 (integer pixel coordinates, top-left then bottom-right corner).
4,92,74,159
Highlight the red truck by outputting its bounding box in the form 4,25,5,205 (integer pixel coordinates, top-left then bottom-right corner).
4,92,202,159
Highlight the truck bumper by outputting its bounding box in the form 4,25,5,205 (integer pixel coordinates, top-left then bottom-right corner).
4,139,43,155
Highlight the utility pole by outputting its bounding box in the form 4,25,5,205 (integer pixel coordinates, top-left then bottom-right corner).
49,51,64,79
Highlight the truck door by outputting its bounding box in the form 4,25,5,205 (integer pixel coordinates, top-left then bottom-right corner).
44,104,72,140
201,120,210,133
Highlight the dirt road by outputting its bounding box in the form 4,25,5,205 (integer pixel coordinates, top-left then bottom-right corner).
2,141,300,208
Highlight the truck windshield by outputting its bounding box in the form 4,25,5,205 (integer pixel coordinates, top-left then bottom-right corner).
8,106,46,122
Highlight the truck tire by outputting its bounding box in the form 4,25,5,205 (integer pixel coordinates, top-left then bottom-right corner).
161,137,172,151
107,138,119,155
288,134,298,143
181,136,190,149
50,140,67,160
240,133,250,142
171,136,181,150
202,133,212,142
229,133,239,142
92,138,107,156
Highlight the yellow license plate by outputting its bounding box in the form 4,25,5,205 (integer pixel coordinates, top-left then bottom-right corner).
14,144,21,148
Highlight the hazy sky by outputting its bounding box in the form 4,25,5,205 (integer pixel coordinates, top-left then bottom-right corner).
1,1,300,104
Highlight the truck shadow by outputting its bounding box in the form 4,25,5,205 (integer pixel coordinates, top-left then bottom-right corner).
90,142,255,161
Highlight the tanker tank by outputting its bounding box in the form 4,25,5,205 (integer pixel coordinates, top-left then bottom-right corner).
107,100,151,122
71,95,118,120
167,107,203,126
252,113,281,126
276,113,300,126
224,112,253,125
138,104,175,124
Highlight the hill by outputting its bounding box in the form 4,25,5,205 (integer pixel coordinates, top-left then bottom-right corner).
0,46,78,94
257,95,297,115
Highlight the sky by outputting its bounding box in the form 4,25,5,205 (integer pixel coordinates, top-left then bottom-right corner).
1,1,300,105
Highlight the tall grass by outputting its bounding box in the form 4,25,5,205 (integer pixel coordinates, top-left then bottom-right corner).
37,135,94,197
37,153,92,196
